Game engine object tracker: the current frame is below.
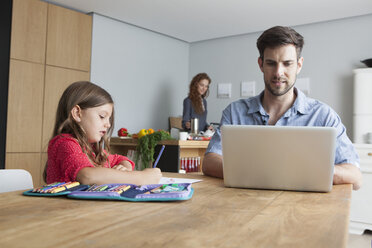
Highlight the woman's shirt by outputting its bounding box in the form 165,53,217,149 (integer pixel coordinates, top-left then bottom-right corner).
182,97,209,132
46,134,135,184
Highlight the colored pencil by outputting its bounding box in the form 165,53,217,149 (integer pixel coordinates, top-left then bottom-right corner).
153,145,165,168
50,182,80,193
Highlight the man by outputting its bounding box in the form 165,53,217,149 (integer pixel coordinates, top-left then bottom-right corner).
202,26,362,190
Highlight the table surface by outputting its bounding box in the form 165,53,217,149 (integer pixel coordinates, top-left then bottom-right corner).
0,173,351,248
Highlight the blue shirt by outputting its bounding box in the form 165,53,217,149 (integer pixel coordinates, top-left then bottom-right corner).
206,88,359,166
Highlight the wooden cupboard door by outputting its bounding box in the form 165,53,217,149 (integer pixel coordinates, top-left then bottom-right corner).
5,153,42,188
6,60,44,152
41,66,90,151
10,0,47,63
46,4,92,71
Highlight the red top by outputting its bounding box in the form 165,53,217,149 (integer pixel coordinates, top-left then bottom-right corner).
46,134,135,184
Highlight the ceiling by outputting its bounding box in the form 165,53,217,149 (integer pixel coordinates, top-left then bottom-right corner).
45,0,372,42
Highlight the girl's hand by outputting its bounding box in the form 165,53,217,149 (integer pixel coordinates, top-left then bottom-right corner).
185,121,191,129
113,161,133,172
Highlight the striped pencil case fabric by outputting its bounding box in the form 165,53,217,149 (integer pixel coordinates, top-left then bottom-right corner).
23,182,194,202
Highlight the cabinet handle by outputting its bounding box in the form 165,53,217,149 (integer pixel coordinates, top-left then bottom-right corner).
368,153,372,156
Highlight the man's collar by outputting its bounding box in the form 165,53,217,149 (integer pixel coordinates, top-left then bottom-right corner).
292,87,309,115
245,87,309,116
246,91,266,115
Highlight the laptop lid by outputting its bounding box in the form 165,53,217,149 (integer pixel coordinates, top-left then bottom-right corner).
221,125,336,192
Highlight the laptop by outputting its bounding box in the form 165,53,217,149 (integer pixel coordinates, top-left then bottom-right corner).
221,125,336,192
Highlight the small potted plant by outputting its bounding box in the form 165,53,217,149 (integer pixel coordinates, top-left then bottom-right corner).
135,129,172,170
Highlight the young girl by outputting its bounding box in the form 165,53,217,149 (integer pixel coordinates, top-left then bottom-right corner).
182,73,214,132
44,81,162,185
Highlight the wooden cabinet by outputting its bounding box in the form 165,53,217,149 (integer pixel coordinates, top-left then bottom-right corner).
42,66,90,151
5,153,42,188
6,0,92,187
6,60,44,152
349,143,372,234
46,4,92,71
10,0,47,63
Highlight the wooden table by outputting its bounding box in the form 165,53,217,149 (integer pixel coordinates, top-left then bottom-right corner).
110,137,209,172
0,173,351,248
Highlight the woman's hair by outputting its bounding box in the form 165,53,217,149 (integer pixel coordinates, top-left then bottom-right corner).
43,81,114,181
188,73,211,114
256,26,304,60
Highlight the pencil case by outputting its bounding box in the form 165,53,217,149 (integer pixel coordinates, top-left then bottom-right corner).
68,183,193,202
23,182,193,202
23,182,90,197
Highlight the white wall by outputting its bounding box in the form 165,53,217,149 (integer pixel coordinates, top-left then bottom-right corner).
90,13,372,139
90,14,189,134
189,14,372,139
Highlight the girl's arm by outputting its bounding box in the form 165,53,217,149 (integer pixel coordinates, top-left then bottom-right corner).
76,167,162,185
112,160,133,171
108,153,135,170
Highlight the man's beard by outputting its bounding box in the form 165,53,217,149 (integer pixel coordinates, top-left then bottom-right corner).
265,76,296,97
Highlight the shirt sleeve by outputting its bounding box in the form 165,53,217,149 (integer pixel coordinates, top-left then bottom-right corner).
55,138,95,182
108,153,135,170
324,108,360,167
206,104,233,155
182,98,192,130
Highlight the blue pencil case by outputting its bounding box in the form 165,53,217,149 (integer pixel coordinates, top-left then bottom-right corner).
68,183,193,202
23,182,193,202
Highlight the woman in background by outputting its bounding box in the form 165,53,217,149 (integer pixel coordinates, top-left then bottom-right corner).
182,73,213,132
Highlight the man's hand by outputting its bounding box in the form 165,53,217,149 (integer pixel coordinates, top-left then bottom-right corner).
333,163,362,190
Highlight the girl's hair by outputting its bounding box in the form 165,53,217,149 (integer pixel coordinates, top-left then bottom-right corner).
188,73,211,114
43,81,114,182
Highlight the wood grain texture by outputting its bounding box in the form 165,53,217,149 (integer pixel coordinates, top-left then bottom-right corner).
6,60,44,152
5,153,41,187
40,152,47,186
46,4,92,71
10,0,47,63
0,173,351,248
41,66,90,151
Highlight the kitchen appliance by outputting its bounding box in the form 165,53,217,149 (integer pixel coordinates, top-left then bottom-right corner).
191,118,199,135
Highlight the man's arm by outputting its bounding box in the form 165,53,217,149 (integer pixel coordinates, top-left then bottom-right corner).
202,152,223,178
333,163,362,190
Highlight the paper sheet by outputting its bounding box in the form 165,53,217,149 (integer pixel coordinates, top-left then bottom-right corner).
159,177,202,184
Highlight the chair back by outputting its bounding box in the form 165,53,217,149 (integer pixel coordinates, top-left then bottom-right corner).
169,116,183,130
0,169,33,193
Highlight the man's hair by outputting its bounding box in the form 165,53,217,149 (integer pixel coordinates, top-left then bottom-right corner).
256,26,304,60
